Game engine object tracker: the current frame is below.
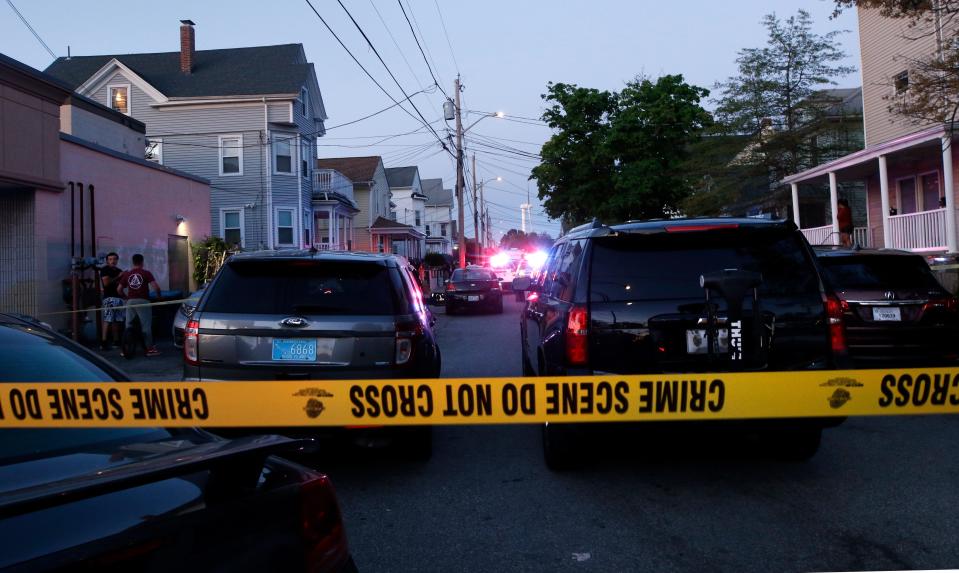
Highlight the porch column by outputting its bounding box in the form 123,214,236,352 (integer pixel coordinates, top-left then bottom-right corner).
328,208,335,246
829,172,840,246
943,135,957,253
879,155,892,248
791,183,801,228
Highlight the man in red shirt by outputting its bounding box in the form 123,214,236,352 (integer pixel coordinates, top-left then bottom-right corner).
837,198,853,247
118,253,162,357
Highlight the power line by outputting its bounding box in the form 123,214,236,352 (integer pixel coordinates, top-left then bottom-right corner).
400,0,447,91
396,0,448,99
325,85,435,131
433,0,460,72
333,0,451,156
5,0,55,59
303,0,436,142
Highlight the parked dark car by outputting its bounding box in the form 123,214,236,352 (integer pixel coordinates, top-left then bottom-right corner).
813,246,959,366
182,251,440,458
0,313,356,573
514,219,843,469
445,267,504,314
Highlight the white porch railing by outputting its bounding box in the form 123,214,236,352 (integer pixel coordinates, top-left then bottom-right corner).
889,208,947,251
800,225,871,247
312,242,346,251
801,225,834,246
313,169,355,202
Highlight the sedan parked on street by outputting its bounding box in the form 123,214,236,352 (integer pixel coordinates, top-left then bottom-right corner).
0,313,357,573
445,267,504,314
813,246,959,366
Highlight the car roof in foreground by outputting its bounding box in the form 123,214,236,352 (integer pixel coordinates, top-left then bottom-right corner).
811,246,920,259
228,249,398,265
562,217,795,239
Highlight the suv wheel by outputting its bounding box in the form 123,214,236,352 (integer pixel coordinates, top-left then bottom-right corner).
398,426,433,461
770,428,821,461
543,423,584,470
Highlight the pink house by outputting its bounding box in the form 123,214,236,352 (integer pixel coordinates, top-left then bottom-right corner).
0,54,210,332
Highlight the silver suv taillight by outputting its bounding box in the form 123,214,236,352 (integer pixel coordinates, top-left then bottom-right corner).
395,321,423,365
184,319,200,365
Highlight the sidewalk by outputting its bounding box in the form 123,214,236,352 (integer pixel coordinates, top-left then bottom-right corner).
100,340,183,381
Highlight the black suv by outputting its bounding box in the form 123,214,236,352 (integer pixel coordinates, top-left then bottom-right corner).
183,250,441,458
514,218,842,468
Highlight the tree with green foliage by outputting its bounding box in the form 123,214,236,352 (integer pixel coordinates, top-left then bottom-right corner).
532,75,711,225
683,10,858,215
713,10,856,179
498,229,554,251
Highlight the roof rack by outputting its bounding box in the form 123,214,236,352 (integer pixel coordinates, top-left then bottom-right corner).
566,218,605,234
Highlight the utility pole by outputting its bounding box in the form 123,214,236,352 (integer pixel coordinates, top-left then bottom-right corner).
454,76,467,269
472,153,479,256
479,176,486,251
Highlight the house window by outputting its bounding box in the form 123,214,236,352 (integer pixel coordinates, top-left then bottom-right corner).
894,71,909,95
441,223,448,237
301,87,309,117
108,84,130,114
377,235,385,253
222,209,243,248
274,134,293,174
303,210,312,245
425,224,431,237
301,138,311,177
276,209,295,245
145,138,162,164
219,135,243,176
415,210,422,226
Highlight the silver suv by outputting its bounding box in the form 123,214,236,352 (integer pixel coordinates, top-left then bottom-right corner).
183,250,441,457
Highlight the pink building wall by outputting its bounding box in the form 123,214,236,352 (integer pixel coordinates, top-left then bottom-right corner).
33,137,210,329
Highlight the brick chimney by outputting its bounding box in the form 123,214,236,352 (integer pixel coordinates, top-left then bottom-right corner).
179,20,196,74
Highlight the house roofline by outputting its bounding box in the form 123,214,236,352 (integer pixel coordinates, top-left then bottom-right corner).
60,132,210,185
782,124,950,185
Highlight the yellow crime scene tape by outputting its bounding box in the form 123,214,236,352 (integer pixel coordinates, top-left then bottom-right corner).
1,368,958,428
36,298,192,317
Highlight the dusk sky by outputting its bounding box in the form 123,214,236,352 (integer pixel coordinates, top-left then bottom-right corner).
2,1,861,239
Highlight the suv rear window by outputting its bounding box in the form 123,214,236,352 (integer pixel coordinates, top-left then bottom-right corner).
590,230,820,302
818,255,942,291
203,260,398,315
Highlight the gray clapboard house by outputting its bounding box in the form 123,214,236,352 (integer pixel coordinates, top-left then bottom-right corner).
44,21,328,250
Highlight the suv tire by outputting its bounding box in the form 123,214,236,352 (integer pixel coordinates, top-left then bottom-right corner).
771,428,821,461
398,426,433,461
543,423,584,471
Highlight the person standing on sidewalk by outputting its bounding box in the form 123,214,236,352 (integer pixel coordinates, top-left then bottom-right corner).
99,252,124,351
118,253,162,357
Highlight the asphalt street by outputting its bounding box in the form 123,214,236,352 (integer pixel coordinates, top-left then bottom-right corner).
105,300,959,572
319,298,959,573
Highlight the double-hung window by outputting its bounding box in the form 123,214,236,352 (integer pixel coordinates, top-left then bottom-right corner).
274,134,293,175
415,210,422,226
276,209,295,246
219,135,243,176
222,209,243,247
108,84,130,115
301,138,311,177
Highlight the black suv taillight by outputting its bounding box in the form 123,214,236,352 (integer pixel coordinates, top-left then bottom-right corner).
184,319,200,365
396,320,424,365
565,306,589,366
300,474,348,571
824,295,847,354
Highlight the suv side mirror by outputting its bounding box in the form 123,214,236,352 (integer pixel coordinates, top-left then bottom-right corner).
512,277,532,291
